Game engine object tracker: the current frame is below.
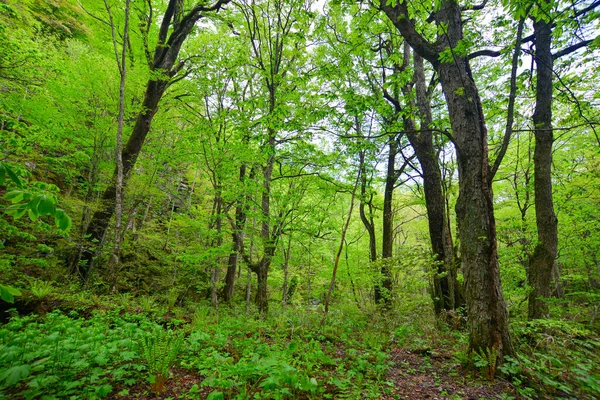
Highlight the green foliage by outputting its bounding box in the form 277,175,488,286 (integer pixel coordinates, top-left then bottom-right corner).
1,162,72,231
28,279,54,300
0,310,152,399
0,284,21,303
0,0,599,399
138,327,183,392
499,319,600,399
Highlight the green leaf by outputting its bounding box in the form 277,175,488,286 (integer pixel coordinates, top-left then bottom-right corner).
0,364,30,386
4,164,22,187
96,384,112,398
28,208,39,222
206,391,224,400
0,163,5,186
56,213,72,231
3,190,24,203
54,208,65,220
28,194,43,210
0,284,22,303
38,195,56,216
5,204,28,219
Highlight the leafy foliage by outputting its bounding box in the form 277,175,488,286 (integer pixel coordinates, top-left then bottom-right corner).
138,327,183,392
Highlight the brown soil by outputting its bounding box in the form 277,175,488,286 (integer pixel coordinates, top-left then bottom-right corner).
381,347,519,400
115,346,519,399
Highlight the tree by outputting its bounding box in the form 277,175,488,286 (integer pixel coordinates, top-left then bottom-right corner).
231,0,315,314
380,0,514,358
406,50,462,313
75,0,232,283
527,0,599,319
102,0,131,292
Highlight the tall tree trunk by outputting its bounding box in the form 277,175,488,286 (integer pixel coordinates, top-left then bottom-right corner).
528,16,558,320
253,142,276,315
75,0,231,283
223,239,239,302
106,0,130,292
322,168,361,324
408,52,459,314
224,164,247,302
381,0,513,359
358,150,377,262
245,267,252,314
210,191,223,311
281,234,292,310
374,135,398,305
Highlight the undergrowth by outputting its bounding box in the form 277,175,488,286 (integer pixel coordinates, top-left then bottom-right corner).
0,304,396,399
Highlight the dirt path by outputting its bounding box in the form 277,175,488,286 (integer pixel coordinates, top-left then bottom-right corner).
383,347,518,399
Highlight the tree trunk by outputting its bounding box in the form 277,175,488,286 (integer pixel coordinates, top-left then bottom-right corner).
106,0,130,292
281,234,292,309
224,164,247,302
75,0,231,283
439,52,513,356
374,135,397,305
358,150,377,262
528,17,558,320
380,0,513,359
245,267,252,314
210,191,223,311
323,168,361,324
409,52,459,314
255,259,269,315
223,244,238,302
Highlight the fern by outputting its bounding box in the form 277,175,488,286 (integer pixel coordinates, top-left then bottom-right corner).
138,328,183,392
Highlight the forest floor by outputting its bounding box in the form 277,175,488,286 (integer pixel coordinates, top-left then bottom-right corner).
117,346,517,400
382,347,516,399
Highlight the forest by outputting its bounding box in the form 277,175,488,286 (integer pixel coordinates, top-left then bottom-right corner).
0,0,599,398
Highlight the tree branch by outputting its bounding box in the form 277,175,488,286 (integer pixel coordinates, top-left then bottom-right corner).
463,0,488,11
379,0,439,65
490,16,526,180
468,49,501,59
552,38,595,59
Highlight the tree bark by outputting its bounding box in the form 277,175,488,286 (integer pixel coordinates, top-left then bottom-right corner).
224,162,248,301
358,150,377,262
322,168,361,324
253,137,277,314
374,135,398,305
528,16,558,320
281,234,292,309
210,191,223,311
408,52,459,314
381,0,513,359
106,0,130,292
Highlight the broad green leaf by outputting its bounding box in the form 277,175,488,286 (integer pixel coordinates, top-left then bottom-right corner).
4,164,22,187
28,208,39,222
0,364,30,386
0,284,21,303
38,195,56,216
28,194,44,210
206,391,224,400
54,208,65,220
96,384,112,398
56,213,72,231
5,204,28,219
3,190,24,203
0,163,5,186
